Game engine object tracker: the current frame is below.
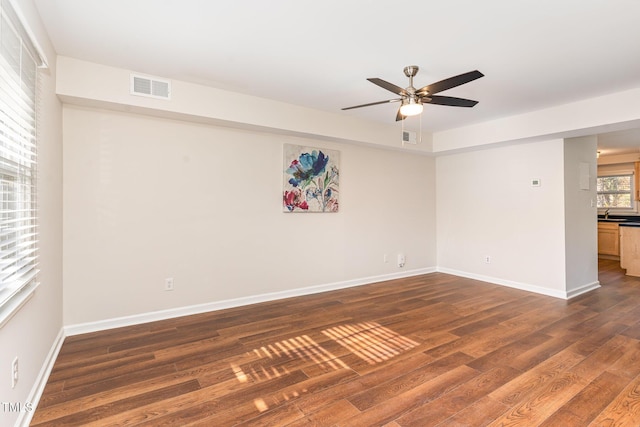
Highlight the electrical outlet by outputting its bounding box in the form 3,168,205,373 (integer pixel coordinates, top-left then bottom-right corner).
383,254,388,263
11,357,18,388
398,253,405,268
485,255,491,264
165,277,174,291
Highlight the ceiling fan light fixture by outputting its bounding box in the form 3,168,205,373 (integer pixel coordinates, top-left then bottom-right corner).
400,98,423,117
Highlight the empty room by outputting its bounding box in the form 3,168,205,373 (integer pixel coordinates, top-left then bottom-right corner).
2,1,640,426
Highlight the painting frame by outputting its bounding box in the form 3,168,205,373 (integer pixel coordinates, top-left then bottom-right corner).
282,144,340,213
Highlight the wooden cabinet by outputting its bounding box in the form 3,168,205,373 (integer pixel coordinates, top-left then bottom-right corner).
620,226,640,276
598,222,620,257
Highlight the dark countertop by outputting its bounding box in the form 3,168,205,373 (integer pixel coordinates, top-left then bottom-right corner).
598,215,640,227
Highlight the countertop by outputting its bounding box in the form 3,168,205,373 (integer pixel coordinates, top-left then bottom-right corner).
598,216,640,227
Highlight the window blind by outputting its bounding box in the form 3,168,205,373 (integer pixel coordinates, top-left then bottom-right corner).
0,0,41,312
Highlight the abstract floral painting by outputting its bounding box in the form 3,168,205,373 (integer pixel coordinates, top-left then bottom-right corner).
283,144,339,213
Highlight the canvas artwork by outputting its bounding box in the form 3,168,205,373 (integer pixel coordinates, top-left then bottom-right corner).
283,144,339,213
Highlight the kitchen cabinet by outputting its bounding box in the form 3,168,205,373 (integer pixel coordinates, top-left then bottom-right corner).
598,222,620,257
620,226,640,276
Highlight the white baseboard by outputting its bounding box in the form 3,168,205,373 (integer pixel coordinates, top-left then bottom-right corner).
16,327,66,427
436,267,601,299
566,281,601,299
65,267,437,336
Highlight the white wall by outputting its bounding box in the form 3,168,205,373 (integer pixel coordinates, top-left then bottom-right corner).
436,139,568,297
563,136,599,295
0,1,63,426
62,105,436,325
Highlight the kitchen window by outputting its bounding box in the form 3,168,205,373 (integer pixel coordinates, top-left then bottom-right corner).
596,174,633,209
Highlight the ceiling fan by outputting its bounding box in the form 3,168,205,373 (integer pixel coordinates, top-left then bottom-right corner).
342,66,484,121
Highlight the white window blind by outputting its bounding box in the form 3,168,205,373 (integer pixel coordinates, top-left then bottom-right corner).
0,0,42,316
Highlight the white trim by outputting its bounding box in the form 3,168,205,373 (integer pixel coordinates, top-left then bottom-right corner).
6,0,49,68
64,266,601,336
16,327,65,427
65,267,437,336
436,267,580,299
566,281,601,299
0,282,39,329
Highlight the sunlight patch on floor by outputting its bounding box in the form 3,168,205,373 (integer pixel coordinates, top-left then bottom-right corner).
230,322,419,413
321,321,419,365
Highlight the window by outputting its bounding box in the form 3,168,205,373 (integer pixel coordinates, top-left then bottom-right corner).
0,0,43,320
597,174,633,209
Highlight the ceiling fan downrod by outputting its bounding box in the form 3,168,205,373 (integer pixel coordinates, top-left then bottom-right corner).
403,65,419,93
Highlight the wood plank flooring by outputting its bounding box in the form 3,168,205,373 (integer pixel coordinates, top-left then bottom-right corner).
31,259,640,426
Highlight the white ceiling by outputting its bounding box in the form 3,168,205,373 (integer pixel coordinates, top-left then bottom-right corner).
34,0,640,152
598,128,640,157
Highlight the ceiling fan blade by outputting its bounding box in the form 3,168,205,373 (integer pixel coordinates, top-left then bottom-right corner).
342,98,402,110
367,78,408,96
417,70,484,96
425,95,479,107
395,108,406,121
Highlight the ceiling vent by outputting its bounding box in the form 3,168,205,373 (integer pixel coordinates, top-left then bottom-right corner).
130,74,171,100
402,130,417,145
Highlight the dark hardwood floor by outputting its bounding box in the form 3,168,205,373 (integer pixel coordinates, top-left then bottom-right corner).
32,259,640,426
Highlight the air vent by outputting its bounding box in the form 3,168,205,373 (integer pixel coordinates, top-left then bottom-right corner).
402,130,417,145
130,74,171,100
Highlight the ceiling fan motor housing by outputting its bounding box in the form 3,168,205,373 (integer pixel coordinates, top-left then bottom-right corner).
403,65,419,78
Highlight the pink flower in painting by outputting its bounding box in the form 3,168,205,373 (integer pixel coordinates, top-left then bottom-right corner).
283,189,309,211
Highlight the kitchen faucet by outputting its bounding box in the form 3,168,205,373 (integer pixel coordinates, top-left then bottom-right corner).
604,208,610,219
